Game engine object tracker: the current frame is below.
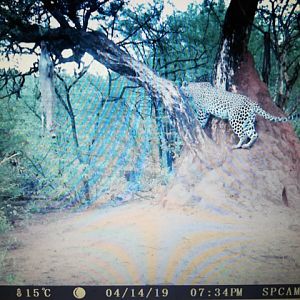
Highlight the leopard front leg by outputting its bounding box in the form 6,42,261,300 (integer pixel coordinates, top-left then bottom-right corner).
195,109,210,128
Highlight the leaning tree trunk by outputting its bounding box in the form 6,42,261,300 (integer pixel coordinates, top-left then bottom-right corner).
75,30,220,162
10,18,218,156
213,0,259,90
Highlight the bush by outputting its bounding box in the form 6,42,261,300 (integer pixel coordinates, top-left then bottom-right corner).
0,210,10,233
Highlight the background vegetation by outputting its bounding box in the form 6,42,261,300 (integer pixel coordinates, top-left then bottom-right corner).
0,0,299,225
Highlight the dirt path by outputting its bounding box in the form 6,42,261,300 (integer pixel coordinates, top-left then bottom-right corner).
1,199,300,285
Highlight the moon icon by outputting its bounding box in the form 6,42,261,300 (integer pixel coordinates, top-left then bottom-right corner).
73,287,86,299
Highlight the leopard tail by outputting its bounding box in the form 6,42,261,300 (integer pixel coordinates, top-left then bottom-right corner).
254,105,299,122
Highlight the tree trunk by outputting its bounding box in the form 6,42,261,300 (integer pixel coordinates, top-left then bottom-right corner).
262,32,271,85
276,51,290,110
213,0,259,89
82,177,91,204
153,100,175,171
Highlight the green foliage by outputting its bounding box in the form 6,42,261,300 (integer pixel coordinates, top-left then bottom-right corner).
0,209,10,283
117,0,225,83
154,0,225,82
249,1,299,115
0,210,10,233
0,89,28,202
0,247,7,282
0,65,173,212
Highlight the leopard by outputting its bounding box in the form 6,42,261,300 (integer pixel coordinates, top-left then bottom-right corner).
181,82,298,149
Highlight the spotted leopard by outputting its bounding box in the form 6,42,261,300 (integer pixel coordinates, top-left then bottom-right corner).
181,82,297,149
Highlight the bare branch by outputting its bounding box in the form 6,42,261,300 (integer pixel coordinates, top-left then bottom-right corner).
0,152,22,167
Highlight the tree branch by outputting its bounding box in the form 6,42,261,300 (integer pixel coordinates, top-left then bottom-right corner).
1,9,207,150
41,0,70,28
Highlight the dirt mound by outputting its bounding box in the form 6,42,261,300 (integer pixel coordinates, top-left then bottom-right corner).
162,52,300,212
163,130,300,212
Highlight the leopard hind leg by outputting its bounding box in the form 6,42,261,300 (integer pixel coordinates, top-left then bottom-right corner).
241,122,258,149
232,135,248,149
230,108,259,149
229,117,248,149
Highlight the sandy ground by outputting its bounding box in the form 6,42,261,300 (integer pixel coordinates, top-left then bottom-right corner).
1,197,300,285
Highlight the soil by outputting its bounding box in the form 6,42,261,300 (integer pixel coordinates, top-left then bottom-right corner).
1,195,300,285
